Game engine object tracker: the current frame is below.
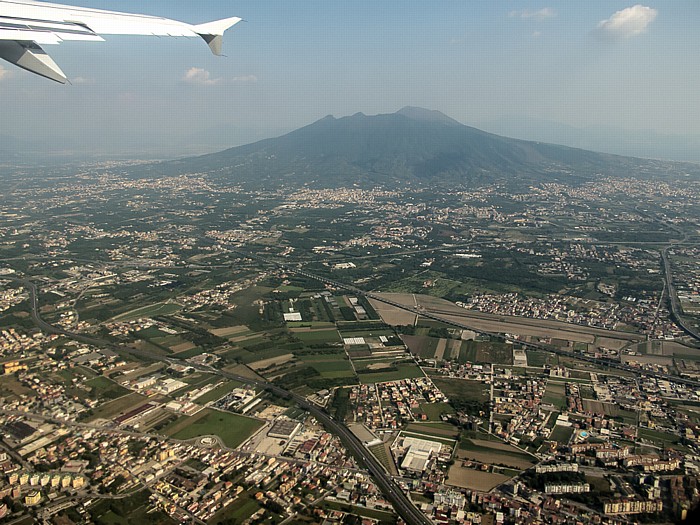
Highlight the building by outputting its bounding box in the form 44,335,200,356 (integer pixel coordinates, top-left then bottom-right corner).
267,418,301,440
544,483,590,494
604,499,663,515
24,490,41,506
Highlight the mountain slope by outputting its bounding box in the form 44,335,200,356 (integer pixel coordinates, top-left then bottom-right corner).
167,107,682,187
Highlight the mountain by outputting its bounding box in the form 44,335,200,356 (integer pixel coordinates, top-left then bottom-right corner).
166,107,693,187
480,115,700,163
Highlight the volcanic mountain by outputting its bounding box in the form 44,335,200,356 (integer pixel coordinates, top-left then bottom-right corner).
168,107,679,187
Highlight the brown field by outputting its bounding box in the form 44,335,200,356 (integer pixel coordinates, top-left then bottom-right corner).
249,354,295,371
622,354,674,366
455,449,534,470
595,336,631,351
457,439,536,470
160,409,210,437
435,338,447,360
448,340,462,360
446,465,510,491
222,364,266,381
210,325,249,337
120,362,164,381
662,341,700,357
87,392,148,421
368,298,418,325
582,400,622,417
405,423,460,439
401,335,435,358
374,293,644,346
170,341,196,353
366,362,393,370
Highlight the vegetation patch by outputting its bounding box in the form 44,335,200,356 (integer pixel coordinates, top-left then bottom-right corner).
357,363,425,383
170,409,263,448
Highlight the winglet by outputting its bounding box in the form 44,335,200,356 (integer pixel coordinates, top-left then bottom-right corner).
194,17,242,55
0,41,67,83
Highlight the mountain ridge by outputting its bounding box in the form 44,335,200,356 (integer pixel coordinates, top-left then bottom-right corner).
166,107,693,187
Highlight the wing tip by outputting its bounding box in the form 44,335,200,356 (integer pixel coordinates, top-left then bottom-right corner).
194,17,242,55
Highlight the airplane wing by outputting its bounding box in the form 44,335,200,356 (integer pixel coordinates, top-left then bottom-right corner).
0,0,241,83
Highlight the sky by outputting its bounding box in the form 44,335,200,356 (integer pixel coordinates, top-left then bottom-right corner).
1,1,700,160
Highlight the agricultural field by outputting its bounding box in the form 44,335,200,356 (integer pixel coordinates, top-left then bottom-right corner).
209,325,250,338
292,328,342,344
110,301,182,322
525,350,559,367
168,409,264,448
458,438,536,470
192,380,243,405
357,363,425,384
300,354,356,379
549,425,575,444
542,381,567,409
446,465,510,491
405,422,459,439
85,376,130,400
207,491,263,525
369,442,398,476
415,402,455,421
85,392,149,422
457,340,514,365
401,335,439,359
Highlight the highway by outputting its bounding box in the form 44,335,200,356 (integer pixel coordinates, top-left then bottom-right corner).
232,251,700,389
14,277,433,525
661,247,700,343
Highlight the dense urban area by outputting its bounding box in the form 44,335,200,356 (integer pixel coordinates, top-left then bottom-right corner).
0,157,699,525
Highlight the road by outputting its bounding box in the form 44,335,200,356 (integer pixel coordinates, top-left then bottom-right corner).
661,247,700,342
15,277,433,525
249,256,700,389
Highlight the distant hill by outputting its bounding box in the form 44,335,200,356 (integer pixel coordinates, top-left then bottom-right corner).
165,107,694,187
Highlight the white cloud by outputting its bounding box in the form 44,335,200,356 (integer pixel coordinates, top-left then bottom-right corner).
0,64,12,81
598,5,657,38
72,76,94,85
183,67,220,86
231,75,258,84
532,31,542,38
509,8,556,20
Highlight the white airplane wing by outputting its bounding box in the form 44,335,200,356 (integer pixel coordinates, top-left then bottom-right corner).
0,0,241,83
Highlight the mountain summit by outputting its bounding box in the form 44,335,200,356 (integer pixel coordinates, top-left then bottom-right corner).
171,107,646,187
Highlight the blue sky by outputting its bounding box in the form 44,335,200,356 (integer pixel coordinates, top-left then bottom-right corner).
2,1,699,159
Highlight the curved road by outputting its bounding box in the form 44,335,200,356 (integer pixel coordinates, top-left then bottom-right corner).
14,277,433,525
661,248,700,343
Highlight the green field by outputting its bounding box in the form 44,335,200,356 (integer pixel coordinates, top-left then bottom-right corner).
431,377,489,403
416,402,455,421
193,381,242,405
357,363,425,383
111,302,182,322
300,355,355,378
89,489,175,525
294,329,342,344
86,376,130,400
542,382,567,409
86,392,148,421
369,442,396,475
549,425,575,444
323,501,396,525
458,340,514,365
525,350,558,367
637,426,683,446
208,492,263,524
170,409,263,448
